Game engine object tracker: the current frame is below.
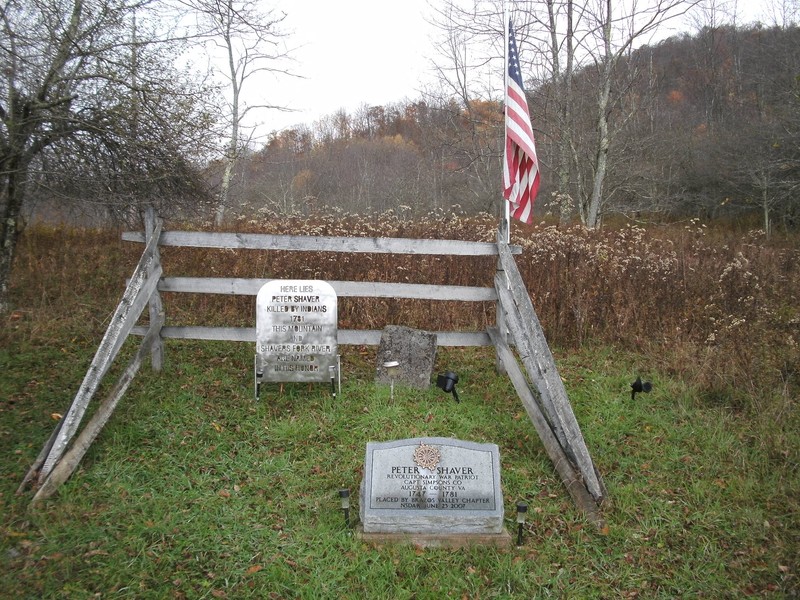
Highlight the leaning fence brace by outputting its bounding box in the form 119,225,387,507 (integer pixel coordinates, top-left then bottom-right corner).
19,214,164,498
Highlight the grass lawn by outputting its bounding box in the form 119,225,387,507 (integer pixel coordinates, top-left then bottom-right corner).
2,335,797,598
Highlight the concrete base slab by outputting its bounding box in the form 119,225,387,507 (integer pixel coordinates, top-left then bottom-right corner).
356,525,513,549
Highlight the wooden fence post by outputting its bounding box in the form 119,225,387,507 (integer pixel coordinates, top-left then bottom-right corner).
495,231,605,503
31,313,164,505
494,222,510,375
143,206,164,371
489,327,604,524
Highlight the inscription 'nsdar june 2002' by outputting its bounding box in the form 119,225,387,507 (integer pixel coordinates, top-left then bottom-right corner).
360,438,505,535
255,280,338,384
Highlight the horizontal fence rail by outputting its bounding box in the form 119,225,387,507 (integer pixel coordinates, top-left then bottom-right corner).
122,231,521,256
130,326,492,347
153,278,497,301
123,230,511,347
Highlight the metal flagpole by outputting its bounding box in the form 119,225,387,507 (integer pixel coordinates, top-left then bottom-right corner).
502,3,511,243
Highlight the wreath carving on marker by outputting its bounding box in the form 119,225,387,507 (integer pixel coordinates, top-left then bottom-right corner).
412,442,441,471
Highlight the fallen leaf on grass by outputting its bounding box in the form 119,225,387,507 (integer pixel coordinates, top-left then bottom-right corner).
211,421,223,432
246,565,263,575
218,489,231,498
50,413,62,421
5,530,29,538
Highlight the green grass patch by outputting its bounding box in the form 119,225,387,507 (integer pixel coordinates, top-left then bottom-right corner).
2,338,797,598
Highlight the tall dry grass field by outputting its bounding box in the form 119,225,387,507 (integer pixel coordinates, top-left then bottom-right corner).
7,214,798,458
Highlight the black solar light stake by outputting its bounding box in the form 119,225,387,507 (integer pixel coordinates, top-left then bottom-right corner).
338,488,351,529
516,501,528,546
436,371,460,403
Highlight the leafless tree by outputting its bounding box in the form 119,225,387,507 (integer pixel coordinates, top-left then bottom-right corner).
0,0,216,313
186,0,294,226
763,0,799,27
428,0,699,227
577,0,698,227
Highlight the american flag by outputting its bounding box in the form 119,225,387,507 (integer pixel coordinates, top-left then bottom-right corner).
503,19,540,224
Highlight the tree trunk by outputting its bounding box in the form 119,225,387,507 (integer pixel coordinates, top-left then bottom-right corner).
548,0,576,225
0,217,17,314
587,0,613,229
215,154,235,226
214,8,242,227
0,162,27,314
763,188,771,239
588,81,610,228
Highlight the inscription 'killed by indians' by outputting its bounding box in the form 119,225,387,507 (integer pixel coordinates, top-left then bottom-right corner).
255,280,337,383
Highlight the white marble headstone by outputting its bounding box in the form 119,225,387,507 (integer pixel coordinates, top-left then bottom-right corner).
255,280,338,383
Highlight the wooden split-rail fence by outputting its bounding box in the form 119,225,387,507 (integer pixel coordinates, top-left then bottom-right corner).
19,210,606,522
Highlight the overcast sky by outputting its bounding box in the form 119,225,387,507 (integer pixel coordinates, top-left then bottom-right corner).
260,0,439,134
251,0,779,137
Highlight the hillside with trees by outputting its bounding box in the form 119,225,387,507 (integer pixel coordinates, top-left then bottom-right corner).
5,3,798,244
209,23,798,235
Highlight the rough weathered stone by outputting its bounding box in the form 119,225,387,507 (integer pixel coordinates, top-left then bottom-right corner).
375,325,437,390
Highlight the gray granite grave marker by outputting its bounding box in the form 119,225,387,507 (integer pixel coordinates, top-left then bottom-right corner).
359,437,508,544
